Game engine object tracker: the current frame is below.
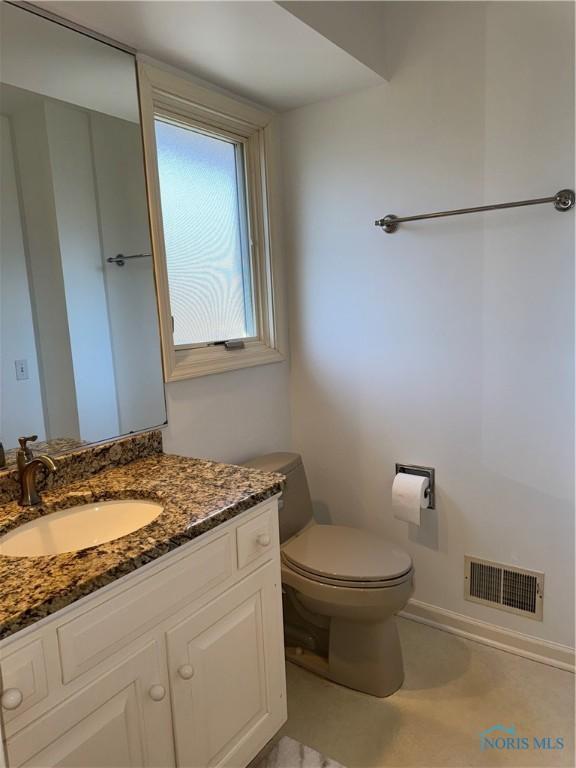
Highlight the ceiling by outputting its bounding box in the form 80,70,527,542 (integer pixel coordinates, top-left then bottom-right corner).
2,3,140,122
278,2,391,80
35,1,386,112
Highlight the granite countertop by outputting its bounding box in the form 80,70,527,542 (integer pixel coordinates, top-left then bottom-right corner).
0,453,284,642
2,436,88,468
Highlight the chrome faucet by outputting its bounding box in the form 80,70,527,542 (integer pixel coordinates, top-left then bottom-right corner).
17,435,56,507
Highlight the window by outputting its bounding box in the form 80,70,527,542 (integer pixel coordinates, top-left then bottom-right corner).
138,64,282,381
155,119,254,347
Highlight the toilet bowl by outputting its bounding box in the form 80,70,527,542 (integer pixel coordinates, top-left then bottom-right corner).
243,452,414,698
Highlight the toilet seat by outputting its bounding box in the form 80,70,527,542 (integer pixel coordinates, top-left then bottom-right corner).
282,524,412,588
282,558,412,589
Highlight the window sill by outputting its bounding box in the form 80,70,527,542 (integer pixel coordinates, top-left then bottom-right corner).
165,340,284,382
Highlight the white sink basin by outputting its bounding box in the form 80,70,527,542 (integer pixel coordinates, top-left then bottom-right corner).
0,500,163,557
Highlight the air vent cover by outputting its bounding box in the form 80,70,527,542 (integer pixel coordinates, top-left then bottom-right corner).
464,556,543,621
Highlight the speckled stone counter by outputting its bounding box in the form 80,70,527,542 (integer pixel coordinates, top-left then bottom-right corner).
0,430,162,506
2,437,88,468
0,453,283,641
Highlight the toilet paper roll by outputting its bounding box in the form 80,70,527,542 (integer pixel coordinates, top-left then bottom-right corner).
392,473,430,526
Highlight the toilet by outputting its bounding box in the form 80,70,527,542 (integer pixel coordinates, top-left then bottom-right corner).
243,452,414,698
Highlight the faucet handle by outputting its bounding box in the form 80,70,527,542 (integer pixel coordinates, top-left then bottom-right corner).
18,435,38,459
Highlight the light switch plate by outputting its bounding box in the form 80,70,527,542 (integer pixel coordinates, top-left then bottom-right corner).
15,359,29,381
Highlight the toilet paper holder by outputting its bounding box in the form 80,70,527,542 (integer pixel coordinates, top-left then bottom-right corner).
395,463,435,509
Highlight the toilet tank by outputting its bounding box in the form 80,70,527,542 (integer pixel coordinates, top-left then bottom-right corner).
242,452,313,543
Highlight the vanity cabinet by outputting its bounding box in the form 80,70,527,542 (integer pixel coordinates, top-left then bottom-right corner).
5,642,174,768
0,499,286,768
168,562,282,768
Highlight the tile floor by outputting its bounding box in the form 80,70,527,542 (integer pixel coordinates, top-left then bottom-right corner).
281,617,575,768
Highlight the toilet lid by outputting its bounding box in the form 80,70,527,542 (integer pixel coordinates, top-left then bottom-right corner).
282,525,412,583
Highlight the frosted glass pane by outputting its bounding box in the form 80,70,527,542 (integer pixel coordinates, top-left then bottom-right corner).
155,119,253,346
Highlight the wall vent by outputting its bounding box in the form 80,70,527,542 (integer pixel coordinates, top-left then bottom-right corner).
464,556,544,621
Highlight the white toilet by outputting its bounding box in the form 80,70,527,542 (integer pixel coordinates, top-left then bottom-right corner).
243,452,414,697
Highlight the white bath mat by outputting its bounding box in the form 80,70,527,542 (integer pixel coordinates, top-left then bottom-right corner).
256,736,345,768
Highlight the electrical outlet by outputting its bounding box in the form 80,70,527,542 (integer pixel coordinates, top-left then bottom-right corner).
15,359,29,381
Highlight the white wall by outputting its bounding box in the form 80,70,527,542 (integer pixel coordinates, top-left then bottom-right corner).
90,111,166,435
11,103,81,444
0,3,139,123
0,115,46,446
162,361,291,465
45,101,120,442
280,2,574,647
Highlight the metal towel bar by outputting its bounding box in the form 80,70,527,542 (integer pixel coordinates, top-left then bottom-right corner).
375,188,575,233
106,253,152,267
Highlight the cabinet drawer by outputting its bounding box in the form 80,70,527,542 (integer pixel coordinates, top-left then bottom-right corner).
58,531,234,683
0,638,49,727
236,507,275,570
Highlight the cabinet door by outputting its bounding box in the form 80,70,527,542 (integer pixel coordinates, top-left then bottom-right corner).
167,562,286,768
5,642,175,768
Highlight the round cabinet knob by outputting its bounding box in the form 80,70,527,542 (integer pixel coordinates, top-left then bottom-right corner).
1,688,23,710
178,664,195,680
148,685,166,702
257,533,271,547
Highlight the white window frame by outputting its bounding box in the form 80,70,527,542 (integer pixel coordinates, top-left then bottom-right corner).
137,62,283,381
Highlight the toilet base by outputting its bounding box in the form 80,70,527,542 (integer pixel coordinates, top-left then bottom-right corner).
285,615,404,698
286,645,330,677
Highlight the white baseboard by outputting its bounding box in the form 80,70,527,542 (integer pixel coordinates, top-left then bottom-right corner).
399,599,575,673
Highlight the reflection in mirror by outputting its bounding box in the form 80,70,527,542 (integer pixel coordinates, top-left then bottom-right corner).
0,4,166,465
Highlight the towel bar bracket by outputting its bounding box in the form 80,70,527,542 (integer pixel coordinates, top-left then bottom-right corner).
555,188,576,211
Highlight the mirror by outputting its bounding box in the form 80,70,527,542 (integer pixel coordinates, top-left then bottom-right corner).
0,4,166,466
